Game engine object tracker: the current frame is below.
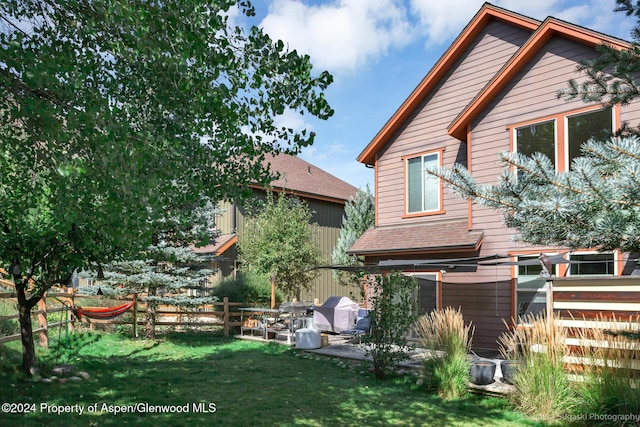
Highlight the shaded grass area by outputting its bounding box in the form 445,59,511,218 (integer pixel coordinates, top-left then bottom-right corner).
0,331,556,426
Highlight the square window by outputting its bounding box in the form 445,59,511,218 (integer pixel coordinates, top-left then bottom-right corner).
569,253,614,276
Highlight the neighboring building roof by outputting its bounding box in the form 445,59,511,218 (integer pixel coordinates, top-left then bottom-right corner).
257,152,359,204
447,16,631,141
191,233,237,256
348,219,483,256
356,3,540,166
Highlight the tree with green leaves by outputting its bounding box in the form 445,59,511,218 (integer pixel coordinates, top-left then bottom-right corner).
238,190,321,306
331,185,374,288
0,0,332,373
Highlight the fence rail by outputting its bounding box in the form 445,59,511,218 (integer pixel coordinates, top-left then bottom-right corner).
552,276,640,375
0,287,243,348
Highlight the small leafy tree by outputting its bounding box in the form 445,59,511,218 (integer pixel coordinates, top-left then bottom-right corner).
238,190,321,305
363,272,418,380
332,185,374,289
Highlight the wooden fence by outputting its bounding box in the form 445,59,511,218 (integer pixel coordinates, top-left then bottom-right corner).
0,288,75,348
0,286,243,348
552,276,640,374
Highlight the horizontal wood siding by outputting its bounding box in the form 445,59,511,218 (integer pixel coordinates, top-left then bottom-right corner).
441,276,512,350
376,20,531,226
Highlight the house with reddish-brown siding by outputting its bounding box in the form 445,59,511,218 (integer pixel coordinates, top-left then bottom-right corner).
349,3,640,350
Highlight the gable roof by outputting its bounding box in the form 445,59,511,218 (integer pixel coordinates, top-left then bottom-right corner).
447,16,631,141
256,152,358,204
191,233,237,256
356,3,540,166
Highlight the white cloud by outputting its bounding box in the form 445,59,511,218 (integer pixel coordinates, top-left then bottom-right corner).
260,0,413,74
408,0,486,45
274,108,308,132
408,0,633,46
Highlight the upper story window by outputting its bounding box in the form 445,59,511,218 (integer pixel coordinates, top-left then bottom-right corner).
512,106,614,172
515,120,556,167
405,150,443,215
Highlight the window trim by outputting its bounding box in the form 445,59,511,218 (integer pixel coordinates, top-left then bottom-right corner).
508,105,619,173
402,148,445,218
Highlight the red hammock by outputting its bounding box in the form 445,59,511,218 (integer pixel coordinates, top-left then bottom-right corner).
73,301,135,321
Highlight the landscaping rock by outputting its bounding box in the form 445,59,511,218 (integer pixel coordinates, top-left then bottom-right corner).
77,371,90,380
52,364,73,377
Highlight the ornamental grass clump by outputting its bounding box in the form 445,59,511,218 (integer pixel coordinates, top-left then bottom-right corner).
498,314,577,421
571,315,640,424
415,307,474,400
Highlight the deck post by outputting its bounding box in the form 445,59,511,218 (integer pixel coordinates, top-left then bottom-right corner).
223,297,229,337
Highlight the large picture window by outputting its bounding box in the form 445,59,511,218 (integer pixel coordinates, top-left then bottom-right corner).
513,107,614,172
406,151,441,214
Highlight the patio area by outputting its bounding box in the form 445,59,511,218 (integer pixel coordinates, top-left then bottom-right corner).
235,331,514,396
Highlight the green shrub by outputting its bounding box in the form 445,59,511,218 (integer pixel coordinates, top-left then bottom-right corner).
498,314,577,421
364,272,418,380
210,273,283,306
415,307,473,399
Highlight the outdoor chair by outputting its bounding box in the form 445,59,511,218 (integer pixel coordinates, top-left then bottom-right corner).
339,309,370,342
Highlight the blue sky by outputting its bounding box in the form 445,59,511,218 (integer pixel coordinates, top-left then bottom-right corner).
242,1,634,190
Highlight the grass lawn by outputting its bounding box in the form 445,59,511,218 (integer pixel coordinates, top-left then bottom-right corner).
0,330,559,427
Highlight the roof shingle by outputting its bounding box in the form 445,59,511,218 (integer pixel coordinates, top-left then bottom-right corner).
262,153,358,203
348,219,483,256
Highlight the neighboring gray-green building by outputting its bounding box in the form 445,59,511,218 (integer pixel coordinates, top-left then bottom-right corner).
194,153,359,304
